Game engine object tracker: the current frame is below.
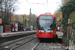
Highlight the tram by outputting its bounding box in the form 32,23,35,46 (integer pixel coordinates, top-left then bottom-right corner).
36,13,56,39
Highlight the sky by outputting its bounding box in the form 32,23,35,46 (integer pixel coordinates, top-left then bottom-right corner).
14,0,62,15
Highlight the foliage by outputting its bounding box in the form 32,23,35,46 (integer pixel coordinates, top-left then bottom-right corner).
54,10,62,27
61,0,75,45
54,11,62,21
70,11,75,29
62,0,69,5
27,14,37,27
62,37,69,46
0,0,17,25
10,14,37,27
70,11,75,23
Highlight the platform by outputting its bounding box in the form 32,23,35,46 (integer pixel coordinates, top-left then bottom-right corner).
0,31,63,38
0,31,36,37
56,31,63,38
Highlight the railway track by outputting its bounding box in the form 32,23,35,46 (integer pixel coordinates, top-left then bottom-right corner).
32,39,65,50
0,34,36,50
10,37,36,50
0,34,67,50
32,42,40,50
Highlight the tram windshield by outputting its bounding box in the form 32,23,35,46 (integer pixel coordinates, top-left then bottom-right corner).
39,16,53,30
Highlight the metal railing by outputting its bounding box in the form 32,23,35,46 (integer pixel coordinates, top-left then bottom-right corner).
69,29,75,44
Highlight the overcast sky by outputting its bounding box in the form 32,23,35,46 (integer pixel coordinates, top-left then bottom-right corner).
14,0,62,15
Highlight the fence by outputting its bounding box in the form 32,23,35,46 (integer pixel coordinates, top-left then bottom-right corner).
69,29,75,50
69,29,75,44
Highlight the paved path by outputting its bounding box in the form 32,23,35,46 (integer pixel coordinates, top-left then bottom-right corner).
56,31,63,38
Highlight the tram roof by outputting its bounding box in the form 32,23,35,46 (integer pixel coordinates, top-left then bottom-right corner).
37,14,56,18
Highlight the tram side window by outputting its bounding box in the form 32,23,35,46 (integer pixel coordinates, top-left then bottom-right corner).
36,19,38,28
53,18,56,30
37,18,40,29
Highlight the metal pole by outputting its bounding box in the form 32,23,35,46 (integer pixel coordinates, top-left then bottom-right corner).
23,15,24,26
72,23,73,29
46,0,48,10
25,20,26,27
29,8,31,27
10,12,11,25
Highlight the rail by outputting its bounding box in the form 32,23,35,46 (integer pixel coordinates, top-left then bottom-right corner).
0,35,36,50
32,42,40,50
10,37,36,50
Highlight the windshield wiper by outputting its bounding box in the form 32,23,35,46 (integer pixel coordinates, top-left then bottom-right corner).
41,27,46,32
44,29,46,32
43,27,46,32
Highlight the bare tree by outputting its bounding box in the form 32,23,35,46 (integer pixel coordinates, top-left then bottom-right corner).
0,0,17,25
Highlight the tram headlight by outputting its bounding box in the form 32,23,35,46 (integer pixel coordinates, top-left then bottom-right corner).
50,31,53,35
39,31,42,34
50,32,52,34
